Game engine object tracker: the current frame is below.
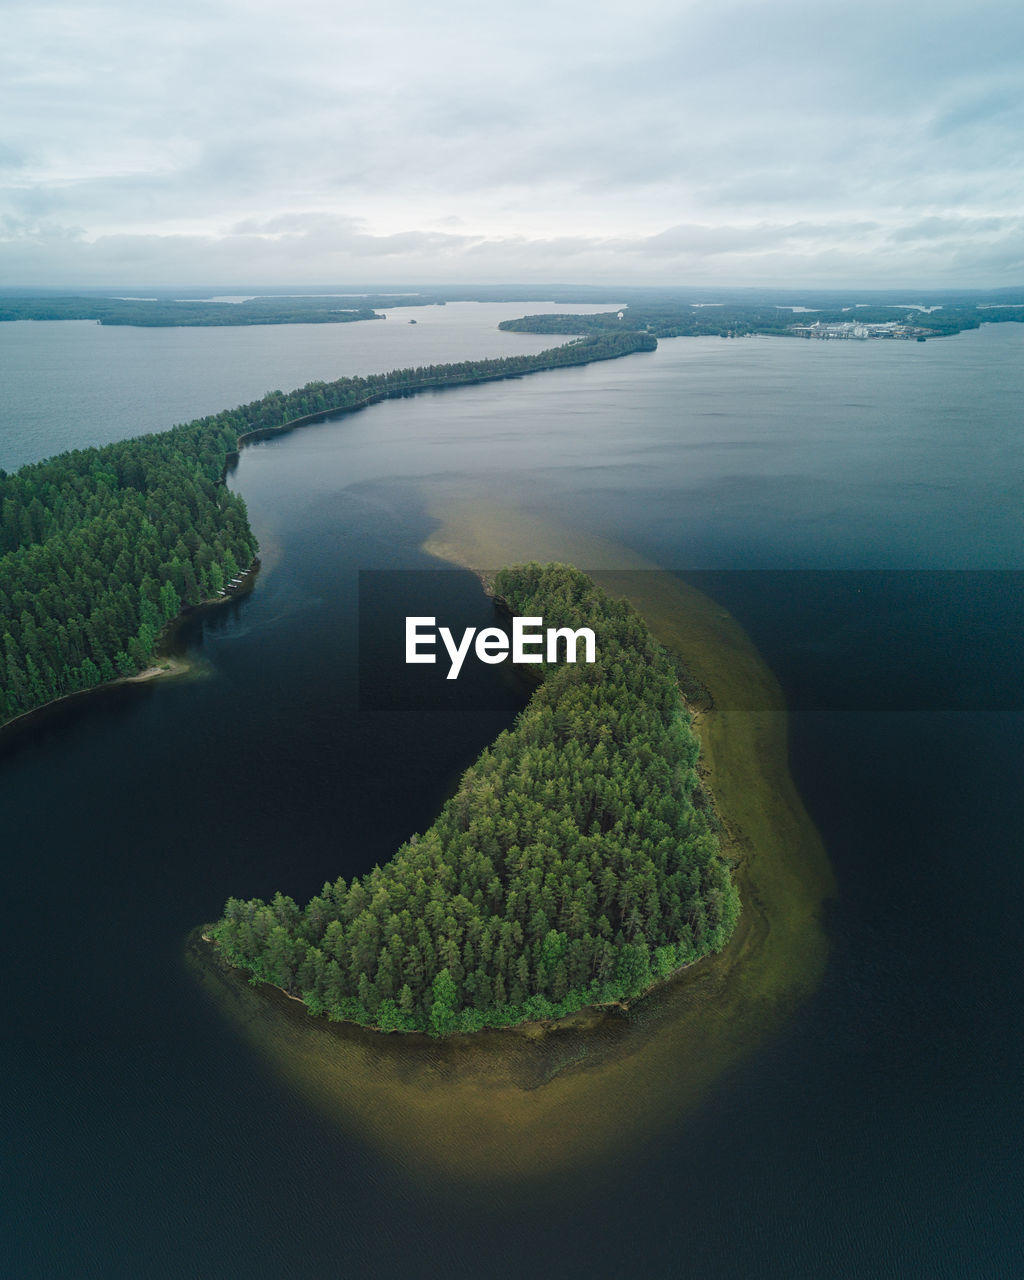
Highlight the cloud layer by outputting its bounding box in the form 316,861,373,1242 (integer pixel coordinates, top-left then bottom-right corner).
4,0,1023,287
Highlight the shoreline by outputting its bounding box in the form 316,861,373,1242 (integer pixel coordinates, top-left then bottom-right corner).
3,335,651,746
232,335,654,450
0,655,189,739
0,559,260,744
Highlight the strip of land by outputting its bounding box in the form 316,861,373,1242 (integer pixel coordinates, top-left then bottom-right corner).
1,332,652,734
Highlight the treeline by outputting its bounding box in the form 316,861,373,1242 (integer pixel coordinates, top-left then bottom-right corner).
7,287,1024,333
0,296,391,327
232,330,656,441
500,307,817,339
499,301,1024,340
1,332,655,728
208,563,739,1036
0,416,258,725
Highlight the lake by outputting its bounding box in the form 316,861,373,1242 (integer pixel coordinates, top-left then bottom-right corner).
2,309,1022,1278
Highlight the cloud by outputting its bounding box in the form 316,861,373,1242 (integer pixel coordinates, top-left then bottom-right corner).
886,215,1017,244
0,214,85,242
2,0,1023,285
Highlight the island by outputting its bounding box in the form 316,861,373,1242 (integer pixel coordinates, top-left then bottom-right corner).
0,331,654,731
0,294,404,327
205,563,739,1035
496,288,1024,341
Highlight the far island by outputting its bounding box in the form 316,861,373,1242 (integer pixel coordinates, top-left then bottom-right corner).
205,563,739,1035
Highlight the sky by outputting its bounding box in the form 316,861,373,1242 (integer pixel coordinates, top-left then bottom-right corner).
3,0,1023,289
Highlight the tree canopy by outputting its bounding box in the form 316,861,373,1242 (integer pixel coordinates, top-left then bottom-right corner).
0,414,257,724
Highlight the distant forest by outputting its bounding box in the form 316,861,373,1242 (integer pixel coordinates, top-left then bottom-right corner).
499,297,1024,340
208,563,739,1035
0,294,418,327
0,331,654,728
4,284,1023,330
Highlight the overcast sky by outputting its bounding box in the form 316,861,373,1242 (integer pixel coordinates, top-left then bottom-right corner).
3,0,1023,289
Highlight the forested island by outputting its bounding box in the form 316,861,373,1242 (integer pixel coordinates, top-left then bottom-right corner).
0,294,411,327
498,293,1024,341
207,563,739,1035
0,331,654,728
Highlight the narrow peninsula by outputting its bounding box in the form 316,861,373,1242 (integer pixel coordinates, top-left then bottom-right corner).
206,563,739,1036
0,332,653,730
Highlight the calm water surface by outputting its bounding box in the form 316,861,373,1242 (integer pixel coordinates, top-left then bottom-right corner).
2,317,1022,1277
0,301,618,471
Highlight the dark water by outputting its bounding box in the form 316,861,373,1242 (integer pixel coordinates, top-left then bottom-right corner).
2,321,1023,1277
